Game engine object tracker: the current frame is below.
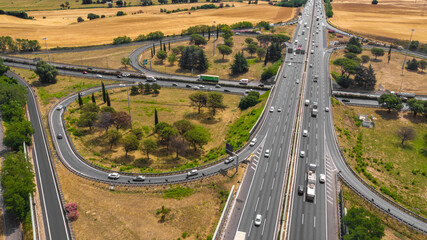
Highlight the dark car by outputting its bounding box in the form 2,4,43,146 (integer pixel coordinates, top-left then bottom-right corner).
57,134,63,139
172,83,178,86
258,84,265,87
186,84,192,88
132,175,146,182
298,185,304,195
342,99,350,103
224,89,230,92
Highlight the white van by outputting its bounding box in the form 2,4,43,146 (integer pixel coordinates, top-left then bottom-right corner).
239,79,249,85
146,75,156,82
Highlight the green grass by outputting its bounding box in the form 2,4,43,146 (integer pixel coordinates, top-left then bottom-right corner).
333,102,427,216
163,186,194,200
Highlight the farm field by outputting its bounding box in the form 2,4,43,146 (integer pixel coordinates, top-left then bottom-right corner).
329,49,427,95
0,2,295,47
333,101,427,217
330,0,427,43
14,44,145,70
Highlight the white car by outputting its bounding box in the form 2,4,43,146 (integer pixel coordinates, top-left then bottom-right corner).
303,130,308,137
108,172,120,179
56,105,63,110
254,214,262,226
96,74,103,78
296,79,300,84
250,138,257,146
288,62,292,66
225,157,234,164
270,106,274,112
325,107,329,112
192,86,200,90
264,149,270,158
300,151,305,158
187,169,198,177
319,174,326,183
198,85,205,88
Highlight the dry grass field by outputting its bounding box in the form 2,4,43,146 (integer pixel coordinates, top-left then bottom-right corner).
329,49,427,95
0,2,295,47
330,0,427,43
14,44,144,70
65,87,247,172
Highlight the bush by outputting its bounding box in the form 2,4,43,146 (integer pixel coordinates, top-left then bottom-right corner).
87,13,99,20
77,17,84,22
113,35,131,45
230,21,253,29
261,59,283,80
117,11,125,16
239,91,260,110
372,0,378,4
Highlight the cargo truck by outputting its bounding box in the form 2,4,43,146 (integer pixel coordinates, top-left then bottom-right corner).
239,79,249,85
306,164,317,201
197,74,219,82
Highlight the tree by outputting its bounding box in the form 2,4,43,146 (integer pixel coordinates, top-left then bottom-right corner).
121,57,131,68
337,75,351,88
106,129,121,149
217,45,232,60
167,53,178,65
221,26,233,40
81,102,99,113
171,47,181,55
170,136,186,158
0,81,26,106
239,91,260,110
231,51,249,75
154,121,171,134
143,83,152,94
178,46,207,71
267,43,282,62
418,60,426,72
1,102,25,122
396,127,416,145
245,38,254,44
173,119,194,137
361,55,370,65
333,58,360,80
112,111,131,130
96,112,113,133
256,48,266,61
77,93,83,107
156,50,167,64
371,48,384,60
100,106,115,113
35,60,58,84
196,49,209,71
190,34,207,47
106,91,111,106
130,85,139,95
0,59,10,76
154,108,159,125
122,134,139,157
3,121,34,151
378,93,402,112
1,152,35,221
101,81,106,103
77,17,84,23
407,99,424,116
159,127,178,150
246,43,257,57
343,207,384,240
408,40,419,51
207,92,226,116
354,65,376,90
345,44,362,54
371,0,378,4
184,126,210,151
91,93,96,103
406,58,418,71
189,91,207,114
224,39,234,48
77,112,98,130
142,138,157,160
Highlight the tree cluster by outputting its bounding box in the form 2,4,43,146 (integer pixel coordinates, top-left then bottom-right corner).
131,82,161,95
113,35,131,45
407,98,427,117
378,93,403,112
0,36,40,52
178,46,209,71
343,207,384,240
87,13,100,20
230,21,253,29
0,10,33,19
189,91,226,116
276,0,307,7
345,37,362,54
406,58,426,72
230,51,249,75
239,91,260,110
35,60,59,84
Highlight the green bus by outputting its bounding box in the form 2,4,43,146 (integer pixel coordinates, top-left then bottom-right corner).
197,74,219,82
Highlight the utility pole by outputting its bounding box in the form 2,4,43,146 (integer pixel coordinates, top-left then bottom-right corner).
399,29,415,92
126,85,132,129
42,37,50,63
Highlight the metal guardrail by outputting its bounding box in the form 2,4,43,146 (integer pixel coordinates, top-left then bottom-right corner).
213,185,235,240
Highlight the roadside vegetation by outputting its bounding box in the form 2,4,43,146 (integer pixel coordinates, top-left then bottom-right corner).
332,99,427,217
342,185,426,240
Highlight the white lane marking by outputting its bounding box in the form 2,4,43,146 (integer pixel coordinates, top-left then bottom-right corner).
275,161,279,172
279,147,282,157
265,162,269,173
302,213,304,225
271,178,275,190
255,197,260,211
262,219,266,236
260,178,265,191
267,196,271,211
248,220,253,237
314,216,316,228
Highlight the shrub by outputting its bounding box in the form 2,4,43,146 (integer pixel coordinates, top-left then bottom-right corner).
77,17,84,22
65,202,79,221
117,11,125,16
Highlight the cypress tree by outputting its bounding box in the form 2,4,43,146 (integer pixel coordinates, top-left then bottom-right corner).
101,81,106,103
202,30,204,38
154,108,159,125
216,25,219,39
91,92,96,103
78,93,83,106
153,43,155,55
196,49,209,71
163,43,166,52
168,42,170,51
106,91,111,107
264,49,268,66
151,48,153,58
231,51,249,75
208,28,211,40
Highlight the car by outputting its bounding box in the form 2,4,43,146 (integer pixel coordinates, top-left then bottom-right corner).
296,79,300,84
116,75,122,78
319,174,326,183
82,71,87,74
313,101,318,109
186,84,192,88
258,84,265,87
298,185,304,195
215,84,221,88
300,151,305,158
277,107,282,112
311,50,314,54
309,64,313,68
342,99,350,103
250,138,257,146
293,52,296,56
192,86,200,90
122,73,130,77
316,44,318,47
288,62,292,66
108,172,120,179
290,56,294,60
172,83,178,86
224,89,230,92
208,88,213,91
119,84,125,86
325,107,329,112
303,130,308,137
187,169,198,178
304,38,307,41
87,67,93,70
198,85,205,88
132,175,146,182
57,134,63,139
283,75,287,78
305,99,310,106
225,157,234,164
270,106,274,112
254,214,262,226
96,74,102,78
264,149,270,157
56,105,63,110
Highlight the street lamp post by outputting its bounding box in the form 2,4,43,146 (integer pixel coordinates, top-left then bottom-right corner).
126,85,133,129
213,21,216,56
42,38,50,63
399,29,415,92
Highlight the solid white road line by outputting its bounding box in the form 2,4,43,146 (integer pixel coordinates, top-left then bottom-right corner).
267,196,271,211
255,197,260,211
302,213,304,225
314,216,316,228
260,178,265,191
271,178,275,190
262,220,266,236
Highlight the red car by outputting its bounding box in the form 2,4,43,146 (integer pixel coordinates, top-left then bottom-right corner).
82,71,87,74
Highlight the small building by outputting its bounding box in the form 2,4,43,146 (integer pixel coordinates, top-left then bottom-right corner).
358,114,374,128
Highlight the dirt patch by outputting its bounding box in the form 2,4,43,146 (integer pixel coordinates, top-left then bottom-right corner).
329,49,427,94
330,0,427,43
0,2,294,47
